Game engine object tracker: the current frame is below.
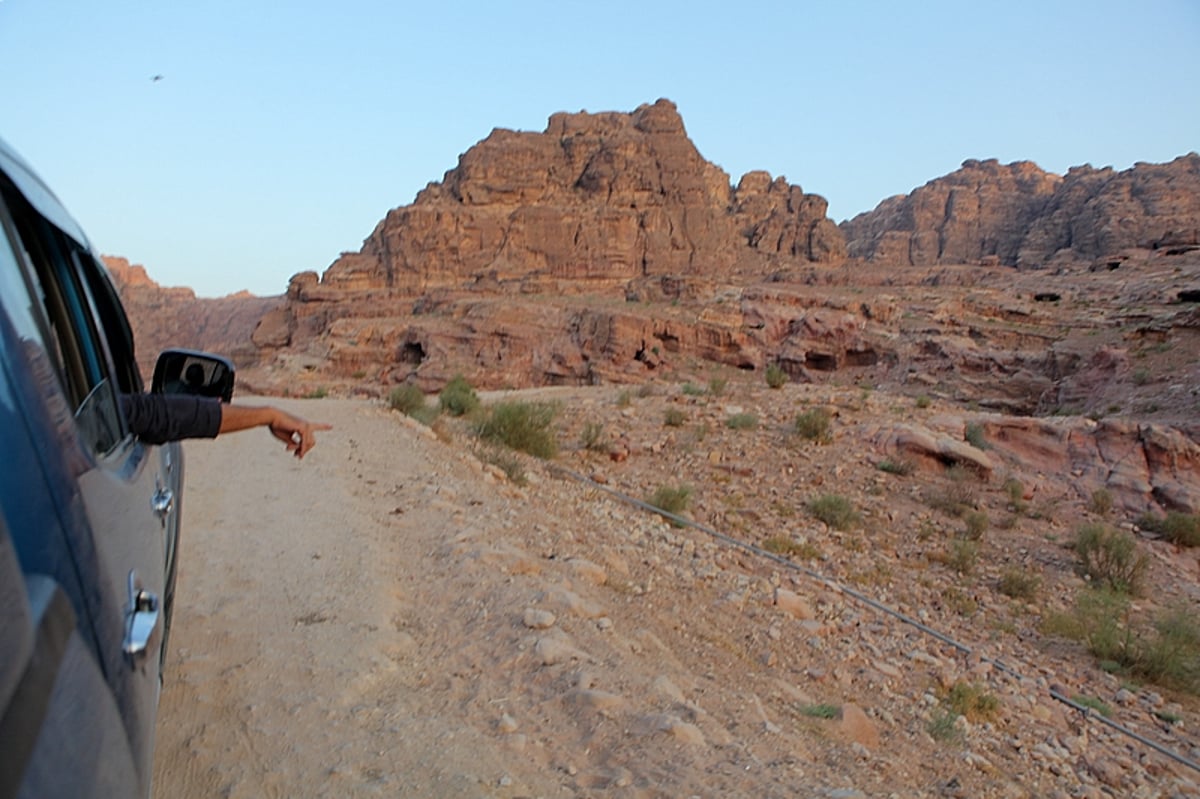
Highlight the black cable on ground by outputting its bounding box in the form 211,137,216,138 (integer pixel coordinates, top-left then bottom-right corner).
547,462,1200,777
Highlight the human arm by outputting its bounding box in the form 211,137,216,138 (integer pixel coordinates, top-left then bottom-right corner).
217,404,333,459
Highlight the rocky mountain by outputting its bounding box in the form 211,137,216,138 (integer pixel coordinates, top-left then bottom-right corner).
841,153,1200,269
104,256,281,381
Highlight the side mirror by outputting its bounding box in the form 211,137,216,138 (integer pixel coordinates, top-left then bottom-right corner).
151,349,236,403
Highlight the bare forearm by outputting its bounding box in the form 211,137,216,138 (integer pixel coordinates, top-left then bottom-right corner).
218,404,282,434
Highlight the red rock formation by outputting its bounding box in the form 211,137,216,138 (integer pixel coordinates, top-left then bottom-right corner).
842,153,1200,268
104,256,281,379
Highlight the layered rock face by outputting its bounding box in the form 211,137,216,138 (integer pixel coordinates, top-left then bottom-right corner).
842,153,1200,268
105,257,281,380
297,99,843,296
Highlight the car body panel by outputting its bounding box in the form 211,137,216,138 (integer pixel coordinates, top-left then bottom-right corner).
0,135,196,797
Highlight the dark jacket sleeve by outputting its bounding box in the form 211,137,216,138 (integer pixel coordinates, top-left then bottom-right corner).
119,393,223,444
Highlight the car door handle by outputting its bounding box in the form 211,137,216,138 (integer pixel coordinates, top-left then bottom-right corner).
152,484,174,519
123,571,160,658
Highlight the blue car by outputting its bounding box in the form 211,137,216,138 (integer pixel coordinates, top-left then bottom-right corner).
0,139,229,798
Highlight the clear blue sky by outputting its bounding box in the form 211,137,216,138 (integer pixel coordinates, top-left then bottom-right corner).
2,1,1197,297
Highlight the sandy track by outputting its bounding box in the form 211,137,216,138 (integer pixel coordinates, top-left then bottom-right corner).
151,398,548,798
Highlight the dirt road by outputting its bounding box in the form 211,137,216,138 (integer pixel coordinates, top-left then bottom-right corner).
151,398,561,798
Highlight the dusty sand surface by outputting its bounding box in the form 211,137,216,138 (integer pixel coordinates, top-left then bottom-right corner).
151,393,1200,799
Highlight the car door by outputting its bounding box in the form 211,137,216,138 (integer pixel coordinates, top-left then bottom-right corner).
0,169,168,795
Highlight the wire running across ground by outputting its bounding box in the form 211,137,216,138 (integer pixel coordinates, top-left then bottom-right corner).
547,462,1200,777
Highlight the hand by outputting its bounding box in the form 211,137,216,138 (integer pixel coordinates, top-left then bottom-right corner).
268,410,333,459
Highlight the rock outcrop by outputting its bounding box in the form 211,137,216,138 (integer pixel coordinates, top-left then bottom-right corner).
842,153,1200,269
104,256,281,380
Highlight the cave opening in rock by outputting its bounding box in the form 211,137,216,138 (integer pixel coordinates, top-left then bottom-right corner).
400,341,426,364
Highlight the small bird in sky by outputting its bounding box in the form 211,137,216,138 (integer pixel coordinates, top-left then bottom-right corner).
151,74,164,82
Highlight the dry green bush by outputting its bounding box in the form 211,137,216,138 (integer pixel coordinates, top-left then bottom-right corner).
1088,488,1114,516
807,494,859,530
1138,511,1200,547
765,363,788,389
646,484,692,526
438,374,480,417
997,567,1040,600
1074,523,1147,594
877,457,915,476
473,401,559,458
962,510,989,540
579,422,607,452
663,407,687,427
762,535,820,560
726,412,758,430
388,383,427,415
794,408,832,443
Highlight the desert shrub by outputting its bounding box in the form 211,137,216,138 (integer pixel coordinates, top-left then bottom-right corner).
646,484,692,525
476,444,526,486
304,386,328,399
707,377,727,397
473,401,559,458
945,540,978,574
663,408,687,427
915,394,932,409
388,384,427,416
762,535,820,560
438,375,480,417
793,408,832,443
1139,511,1200,548
962,510,989,541
681,382,705,396
1074,523,1147,594
927,707,962,744
798,703,839,719
807,494,859,531
1072,694,1113,718
927,466,979,517
616,390,633,407
997,567,1040,600
579,422,607,452
726,412,758,430
1088,488,1114,516
1044,589,1200,694
964,422,990,450
1132,368,1151,386
637,383,656,398
877,457,915,476
765,363,787,389
946,681,999,723
1002,477,1028,514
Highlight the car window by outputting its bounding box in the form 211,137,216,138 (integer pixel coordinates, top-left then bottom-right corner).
0,178,125,454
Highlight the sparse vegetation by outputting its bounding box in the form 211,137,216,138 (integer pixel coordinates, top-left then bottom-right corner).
793,407,832,443
579,422,608,452
646,484,692,525
945,681,1000,723
438,375,480,417
1074,522,1147,595
927,707,962,744
304,386,329,399
388,384,427,415
807,494,859,531
681,382,705,396
726,412,758,430
616,389,633,407
927,465,979,517
915,394,932,409
707,377,727,397
962,510,989,540
964,422,989,450
663,408,687,427
1088,488,1114,516
475,444,526,485
765,363,787,389
762,535,820,560
1002,476,1028,514
943,539,978,574
877,457,915,476
997,567,1040,600
1071,694,1113,718
1138,511,1200,547
798,703,839,719
1132,368,1151,386
473,401,559,458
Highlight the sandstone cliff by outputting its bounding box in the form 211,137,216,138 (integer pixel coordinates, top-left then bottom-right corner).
104,256,281,380
841,153,1200,269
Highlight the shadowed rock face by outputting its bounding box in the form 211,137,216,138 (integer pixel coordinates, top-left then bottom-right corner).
841,153,1200,268
311,99,844,298
104,257,281,381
